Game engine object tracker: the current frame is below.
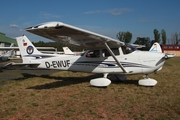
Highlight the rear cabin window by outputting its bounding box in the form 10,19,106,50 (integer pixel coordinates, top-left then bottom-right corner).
102,48,119,57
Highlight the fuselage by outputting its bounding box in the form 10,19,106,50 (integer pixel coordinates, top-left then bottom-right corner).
32,47,165,75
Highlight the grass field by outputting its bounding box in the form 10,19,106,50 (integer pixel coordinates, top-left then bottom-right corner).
0,57,180,120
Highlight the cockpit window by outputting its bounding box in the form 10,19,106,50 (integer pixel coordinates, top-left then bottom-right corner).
86,50,100,57
122,44,137,54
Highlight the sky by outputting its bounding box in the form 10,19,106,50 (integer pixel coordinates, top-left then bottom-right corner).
0,0,180,43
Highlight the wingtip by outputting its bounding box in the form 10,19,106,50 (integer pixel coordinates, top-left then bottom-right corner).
25,21,64,31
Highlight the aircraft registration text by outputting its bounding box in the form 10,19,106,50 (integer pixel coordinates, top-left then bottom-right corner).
45,60,70,68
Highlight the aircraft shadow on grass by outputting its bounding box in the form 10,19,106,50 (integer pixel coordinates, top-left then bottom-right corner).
15,73,139,90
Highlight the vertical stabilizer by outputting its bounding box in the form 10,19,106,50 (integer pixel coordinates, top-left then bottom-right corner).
16,35,42,63
149,42,162,53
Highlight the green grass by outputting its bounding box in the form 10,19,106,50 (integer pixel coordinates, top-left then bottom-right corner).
0,57,180,120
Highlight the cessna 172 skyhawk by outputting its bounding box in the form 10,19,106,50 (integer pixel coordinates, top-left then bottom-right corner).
10,21,166,87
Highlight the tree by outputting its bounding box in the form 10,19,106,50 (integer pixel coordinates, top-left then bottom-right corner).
153,29,160,43
175,32,179,44
125,31,132,43
134,37,151,50
116,31,124,42
116,31,132,43
161,29,166,44
170,32,179,44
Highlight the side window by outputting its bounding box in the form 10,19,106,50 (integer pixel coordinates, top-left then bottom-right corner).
111,48,120,55
86,50,100,58
102,48,119,57
121,46,127,54
102,49,111,57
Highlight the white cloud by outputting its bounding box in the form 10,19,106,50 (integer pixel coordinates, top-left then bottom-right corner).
83,10,102,14
9,24,19,28
109,8,132,16
83,8,132,16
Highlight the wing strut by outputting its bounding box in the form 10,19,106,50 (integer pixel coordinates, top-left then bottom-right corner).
104,42,128,73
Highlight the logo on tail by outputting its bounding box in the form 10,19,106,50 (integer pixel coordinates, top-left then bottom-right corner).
26,46,34,54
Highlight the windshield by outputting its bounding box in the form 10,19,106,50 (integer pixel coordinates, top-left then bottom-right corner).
122,44,137,54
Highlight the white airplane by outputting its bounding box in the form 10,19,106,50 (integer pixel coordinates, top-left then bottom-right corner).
0,50,14,61
63,47,75,55
0,43,57,57
131,44,145,49
62,47,83,56
7,21,166,87
0,43,15,61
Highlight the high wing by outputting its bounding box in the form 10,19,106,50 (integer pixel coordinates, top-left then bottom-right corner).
25,22,124,49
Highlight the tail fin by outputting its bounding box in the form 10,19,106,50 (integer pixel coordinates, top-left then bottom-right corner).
149,42,162,53
63,47,75,55
16,35,42,63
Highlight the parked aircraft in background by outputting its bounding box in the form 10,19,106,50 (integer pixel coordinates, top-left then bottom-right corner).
149,43,175,59
63,47,75,55
0,43,15,61
63,47,84,56
165,53,175,58
5,22,166,87
0,43,57,57
131,44,145,49
0,50,14,61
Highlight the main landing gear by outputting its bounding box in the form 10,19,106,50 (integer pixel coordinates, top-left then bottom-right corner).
90,73,111,87
89,73,127,87
138,74,157,86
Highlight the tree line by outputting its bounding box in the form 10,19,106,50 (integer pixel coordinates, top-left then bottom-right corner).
116,29,180,50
